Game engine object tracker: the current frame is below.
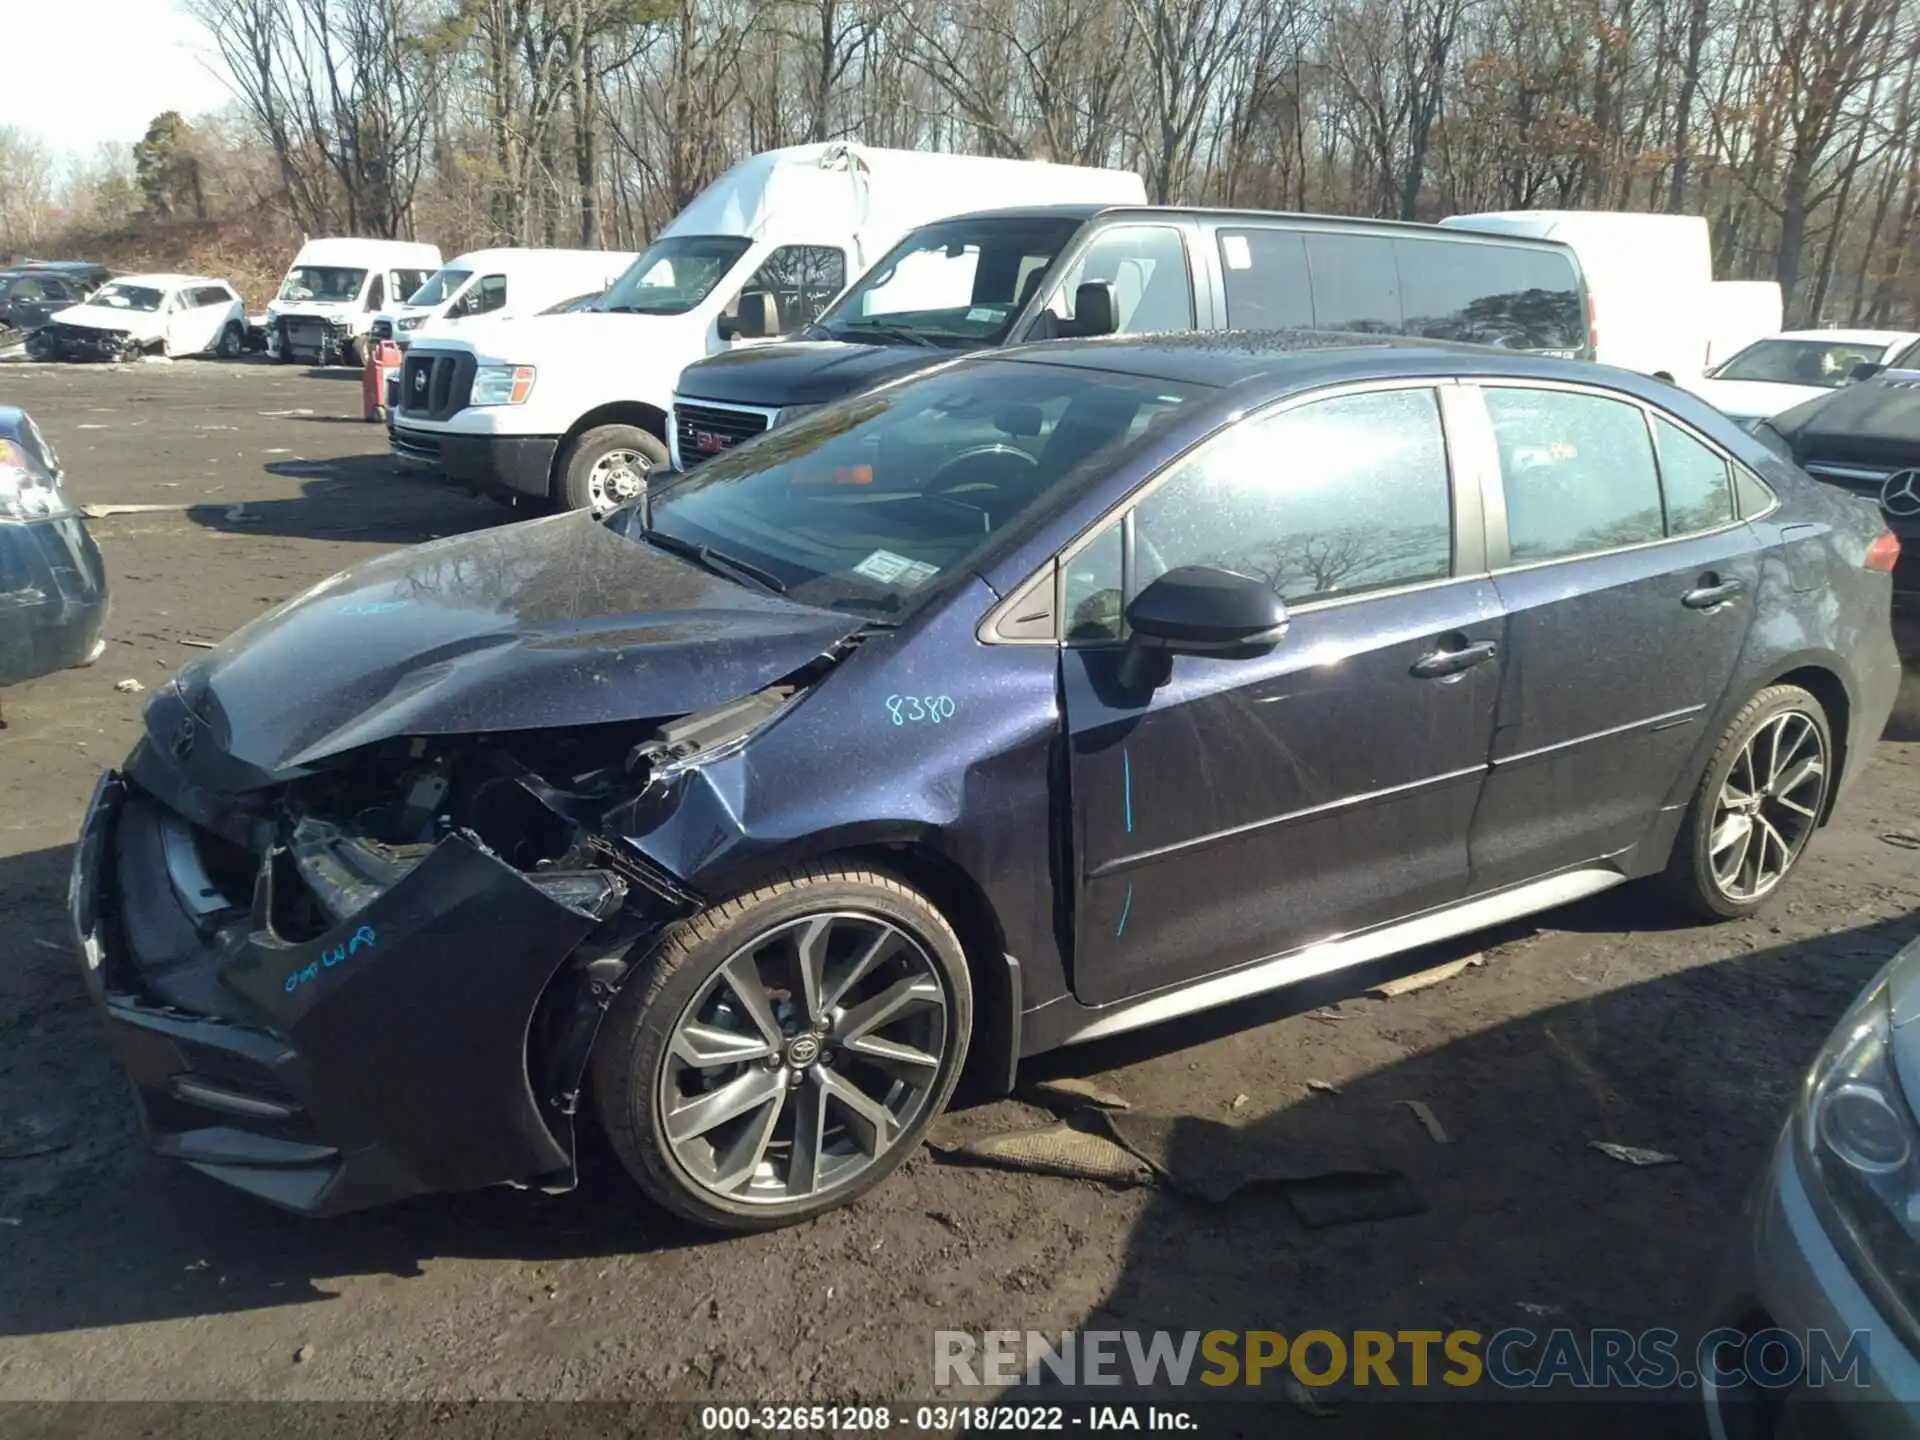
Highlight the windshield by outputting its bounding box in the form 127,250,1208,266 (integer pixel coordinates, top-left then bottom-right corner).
643,359,1199,613
1710,338,1889,387
279,266,367,303
86,283,164,313
816,215,1085,347
406,268,471,307
596,235,751,315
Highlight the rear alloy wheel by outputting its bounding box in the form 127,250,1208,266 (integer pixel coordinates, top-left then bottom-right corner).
592,865,972,1230
559,424,667,515
1665,684,1832,919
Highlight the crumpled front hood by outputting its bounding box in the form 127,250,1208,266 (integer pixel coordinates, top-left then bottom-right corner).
52,303,157,336
677,341,955,407
164,511,865,780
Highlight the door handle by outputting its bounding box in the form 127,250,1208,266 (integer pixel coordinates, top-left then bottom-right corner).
1682,577,1746,609
1410,638,1498,679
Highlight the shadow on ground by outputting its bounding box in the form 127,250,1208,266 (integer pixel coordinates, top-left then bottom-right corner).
179,455,512,544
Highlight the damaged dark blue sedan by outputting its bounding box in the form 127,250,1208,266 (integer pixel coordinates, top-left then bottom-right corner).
73,334,1904,1230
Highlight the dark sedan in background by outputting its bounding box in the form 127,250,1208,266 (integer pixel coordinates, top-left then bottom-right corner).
73,335,1900,1232
0,407,109,713
1764,373,1920,596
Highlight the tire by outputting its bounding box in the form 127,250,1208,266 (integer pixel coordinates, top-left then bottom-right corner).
591,863,974,1231
556,424,667,514
217,322,243,359
341,338,362,370
1662,684,1833,920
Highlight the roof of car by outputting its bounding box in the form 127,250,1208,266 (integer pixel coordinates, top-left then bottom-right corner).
928,204,1578,247
988,328,1592,389
1773,328,1920,346
99,273,228,289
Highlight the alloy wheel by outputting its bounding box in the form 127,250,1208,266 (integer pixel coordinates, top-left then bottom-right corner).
1708,708,1828,903
586,448,650,514
654,911,949,1206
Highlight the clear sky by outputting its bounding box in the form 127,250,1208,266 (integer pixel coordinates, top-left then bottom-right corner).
1,1,234,161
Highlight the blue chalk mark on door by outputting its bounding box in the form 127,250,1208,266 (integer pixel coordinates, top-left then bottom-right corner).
1116,882,1134,937
1123,749,1133,834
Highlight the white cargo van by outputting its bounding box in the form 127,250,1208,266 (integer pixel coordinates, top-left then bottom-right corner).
391,142,1145,512
266,237,442,365
375,248,637,349
1440,210,1732,380
1702,280,1785,369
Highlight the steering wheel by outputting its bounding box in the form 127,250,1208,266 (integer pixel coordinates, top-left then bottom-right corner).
926,444,1040,498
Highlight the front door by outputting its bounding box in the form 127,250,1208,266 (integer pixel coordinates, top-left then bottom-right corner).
1463,382,1764,889
1059,383,1504,1006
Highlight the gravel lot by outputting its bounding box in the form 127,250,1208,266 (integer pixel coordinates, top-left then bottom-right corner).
1,361,1918,1427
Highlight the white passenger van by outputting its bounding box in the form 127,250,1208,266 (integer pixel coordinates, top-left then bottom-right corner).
266,237,443,365
390,143,1145,512
374,248,637,350
1439,211,1773,381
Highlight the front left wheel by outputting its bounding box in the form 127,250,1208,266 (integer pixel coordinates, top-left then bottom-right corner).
591,865,973,1231
556,424,667,515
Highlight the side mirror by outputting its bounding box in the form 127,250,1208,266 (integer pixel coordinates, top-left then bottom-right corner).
1849,361,1884,382
1118,566,1287,689
722,291,779,341
1073,282,1117,337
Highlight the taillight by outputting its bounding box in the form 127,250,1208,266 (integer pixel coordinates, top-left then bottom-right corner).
1586,293,1599,353
1866,531,1901,573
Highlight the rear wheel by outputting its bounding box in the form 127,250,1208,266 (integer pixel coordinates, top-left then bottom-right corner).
591,864,973,1231
557,424,667,515
1663,685,1832,919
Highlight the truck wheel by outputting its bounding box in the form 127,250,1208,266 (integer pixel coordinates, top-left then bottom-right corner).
591,863,973,1232
557,425,667,515
271,325,295,364
217,322,243,359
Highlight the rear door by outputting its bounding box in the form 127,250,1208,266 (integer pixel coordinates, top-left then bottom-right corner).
1058,381,1504,1005
1461,381,1765,890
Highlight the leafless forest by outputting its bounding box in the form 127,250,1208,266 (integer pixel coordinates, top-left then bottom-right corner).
4,0,1920,324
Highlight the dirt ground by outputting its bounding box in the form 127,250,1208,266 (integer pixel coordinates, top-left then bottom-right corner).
1,361,1918,1426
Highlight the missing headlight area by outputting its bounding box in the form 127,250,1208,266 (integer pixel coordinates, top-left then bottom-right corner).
180,677,809,945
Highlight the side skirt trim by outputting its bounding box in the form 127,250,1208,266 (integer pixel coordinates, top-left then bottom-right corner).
1060,866,1624,1045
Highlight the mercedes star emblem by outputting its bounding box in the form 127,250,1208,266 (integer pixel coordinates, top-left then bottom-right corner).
1883,468,1920,518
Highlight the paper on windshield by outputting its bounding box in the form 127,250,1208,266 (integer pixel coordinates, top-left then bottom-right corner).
851,549,940,590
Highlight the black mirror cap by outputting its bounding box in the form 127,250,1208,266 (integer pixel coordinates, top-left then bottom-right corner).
1125,566,1289,655
1849,361,1884,382
1074,282,1117,337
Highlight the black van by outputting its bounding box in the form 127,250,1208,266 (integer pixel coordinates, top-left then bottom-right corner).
669,204,1593,467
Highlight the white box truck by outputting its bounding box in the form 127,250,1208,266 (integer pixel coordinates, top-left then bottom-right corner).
390,143,1145,512
266,237,443,366
1439,210,1767,381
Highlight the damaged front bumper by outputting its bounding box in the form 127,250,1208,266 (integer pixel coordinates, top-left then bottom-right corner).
69,747,682,1216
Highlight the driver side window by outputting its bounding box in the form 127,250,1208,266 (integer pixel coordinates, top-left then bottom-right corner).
1045,226,1194,335
1063,387,1454,645
736,245,847,333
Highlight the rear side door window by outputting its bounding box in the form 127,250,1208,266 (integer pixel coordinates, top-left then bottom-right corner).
1303,233,1401,333
1483,387,1665,562
1652,417,1736,535
1061,387,1454,643
740,245,847,332
1046,225,1194,335
1216,228,1314,329
1395,239,1585,354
